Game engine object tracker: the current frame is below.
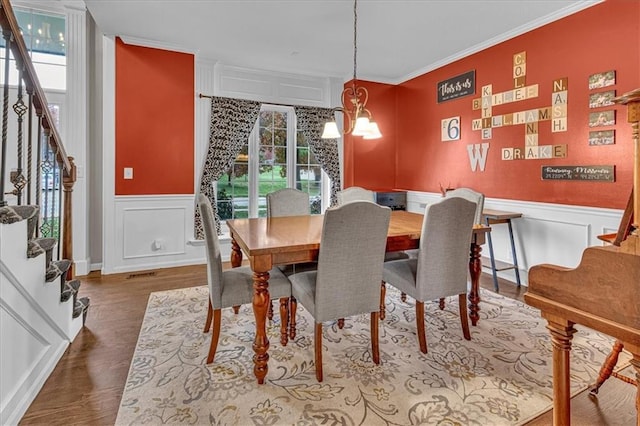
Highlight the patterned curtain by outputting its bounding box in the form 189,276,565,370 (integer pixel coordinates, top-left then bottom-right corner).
195,97,261,238
294,106,341,207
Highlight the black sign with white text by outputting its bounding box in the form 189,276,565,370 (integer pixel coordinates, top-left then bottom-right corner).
541,165,615,182
437,70,475,103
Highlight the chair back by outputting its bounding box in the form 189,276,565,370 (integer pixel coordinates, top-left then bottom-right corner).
314,201,391,322
267,188,310,217
197,194,224,307
337,186,375,205
445,187,485,225
416,197,476,300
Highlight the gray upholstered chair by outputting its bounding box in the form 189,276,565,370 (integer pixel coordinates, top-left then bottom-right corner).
438,187,485,308
266,188,310,217
266,188,315,327
382,197,476,354
444,187,485,225
336,186,375,204
198,193,292,364
289,201,391,381
337,185,408,313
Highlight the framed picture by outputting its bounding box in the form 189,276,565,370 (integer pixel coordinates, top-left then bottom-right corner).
589,90,616,108
589,130,615,146
588,70,616,90
588,110,615,127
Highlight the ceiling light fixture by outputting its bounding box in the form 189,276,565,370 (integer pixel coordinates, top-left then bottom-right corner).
321,0,382,140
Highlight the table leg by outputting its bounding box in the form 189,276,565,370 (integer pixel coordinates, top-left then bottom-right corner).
252,270,270,384
468,241,483,326
546,316,576,426
231,238,242,267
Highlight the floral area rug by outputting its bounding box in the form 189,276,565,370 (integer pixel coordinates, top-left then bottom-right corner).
116,285,626,425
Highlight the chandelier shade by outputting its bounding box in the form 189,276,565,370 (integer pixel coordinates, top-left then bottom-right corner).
321,0,382,140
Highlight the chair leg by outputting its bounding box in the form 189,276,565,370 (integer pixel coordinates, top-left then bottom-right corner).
371,311,380,365
290,296,297,340
337,318,345,329
268,301,274,321
206,309,222,364
459,294,471,340
203,299,213,332
416,300,427,353
401,292,407,303
314,322,323,382
279,297,289,346
232,306,240,314
439,297,445,310
379,281,386,320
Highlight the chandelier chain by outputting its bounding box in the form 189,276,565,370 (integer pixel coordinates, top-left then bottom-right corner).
353,0,358,84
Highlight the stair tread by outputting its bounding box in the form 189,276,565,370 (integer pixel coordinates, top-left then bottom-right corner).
73,297,90,320
61,279,81,303
0,205,39,225
46,259,72,282
27,237,57,259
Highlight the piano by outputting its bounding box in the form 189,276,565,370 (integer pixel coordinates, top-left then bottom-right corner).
525,87,640,426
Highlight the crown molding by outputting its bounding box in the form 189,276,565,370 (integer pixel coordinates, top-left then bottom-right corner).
118,35,197,55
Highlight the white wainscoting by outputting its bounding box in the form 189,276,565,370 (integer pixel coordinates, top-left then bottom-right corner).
407,191,624,286
103,195,206,274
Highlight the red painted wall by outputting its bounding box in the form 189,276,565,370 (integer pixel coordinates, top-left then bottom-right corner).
343,81,397,190
347,0,639,209
115,38,194,195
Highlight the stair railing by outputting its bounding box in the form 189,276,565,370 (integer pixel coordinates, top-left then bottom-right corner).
0,0,75,278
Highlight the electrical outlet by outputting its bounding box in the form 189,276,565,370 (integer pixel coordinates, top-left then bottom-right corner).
124,167,133,179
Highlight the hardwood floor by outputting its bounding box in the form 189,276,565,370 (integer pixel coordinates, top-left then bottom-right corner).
20,265,635,425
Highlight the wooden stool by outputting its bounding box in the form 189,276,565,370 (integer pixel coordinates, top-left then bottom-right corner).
482,209,522,292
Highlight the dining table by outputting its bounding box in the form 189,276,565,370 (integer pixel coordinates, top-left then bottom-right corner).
226,210,490,384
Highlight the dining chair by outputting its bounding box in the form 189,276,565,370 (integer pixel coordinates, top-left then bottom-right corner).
438,187,485,309
444,187,485,225
266,188,310,217
266,188,316,332
288,201,391,381
198,193,292,364
382,196,476,354
336,186,375,204
336,186,408,322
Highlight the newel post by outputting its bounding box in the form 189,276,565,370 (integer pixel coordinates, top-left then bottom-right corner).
62,156,76,279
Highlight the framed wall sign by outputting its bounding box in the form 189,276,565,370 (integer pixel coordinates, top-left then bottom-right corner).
437,70,475,103
541,165,615,182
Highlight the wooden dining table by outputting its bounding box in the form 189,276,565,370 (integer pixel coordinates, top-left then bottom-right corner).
226,210,490,384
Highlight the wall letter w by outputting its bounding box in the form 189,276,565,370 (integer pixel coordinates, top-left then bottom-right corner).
467,143,490,172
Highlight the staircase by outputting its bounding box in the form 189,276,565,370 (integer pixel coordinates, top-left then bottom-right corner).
0,205,89,425
0,1,89,423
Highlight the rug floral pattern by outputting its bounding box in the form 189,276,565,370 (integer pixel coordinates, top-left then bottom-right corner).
116,286,625,425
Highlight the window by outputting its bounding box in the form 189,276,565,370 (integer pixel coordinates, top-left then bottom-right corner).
216,105,324,222
0,9,66,91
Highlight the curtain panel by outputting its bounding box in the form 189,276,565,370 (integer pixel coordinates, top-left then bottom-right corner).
196,98,340,238
293,106,341,207
195,97,261,238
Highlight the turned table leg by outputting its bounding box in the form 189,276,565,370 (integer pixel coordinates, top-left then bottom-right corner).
252,270,271,384
468,241,482,326
545,316,577,426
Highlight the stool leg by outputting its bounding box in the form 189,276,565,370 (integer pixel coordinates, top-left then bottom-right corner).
486,217,499,292
507,219,521,288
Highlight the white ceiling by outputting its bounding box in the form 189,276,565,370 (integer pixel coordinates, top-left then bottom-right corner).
83,0,600,84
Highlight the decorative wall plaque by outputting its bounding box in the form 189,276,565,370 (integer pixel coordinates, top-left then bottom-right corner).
437,70,475,103
541,165,615,182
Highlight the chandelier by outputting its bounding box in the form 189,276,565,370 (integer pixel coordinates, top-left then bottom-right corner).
321,0,382,140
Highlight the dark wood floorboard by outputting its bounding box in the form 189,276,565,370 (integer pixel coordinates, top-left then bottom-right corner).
19,266,636,425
